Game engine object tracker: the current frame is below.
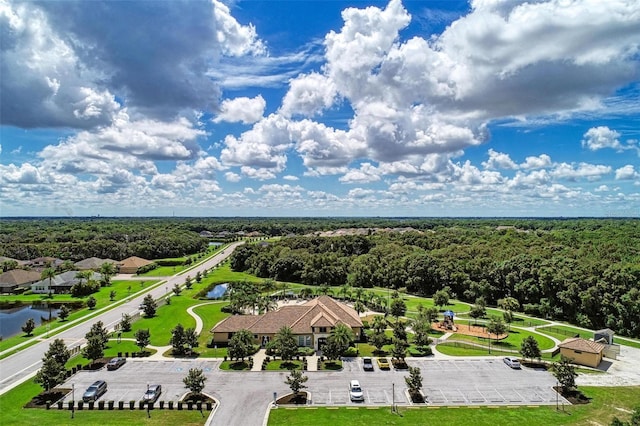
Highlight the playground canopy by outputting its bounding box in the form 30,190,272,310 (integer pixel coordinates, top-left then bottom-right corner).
444,310,454,318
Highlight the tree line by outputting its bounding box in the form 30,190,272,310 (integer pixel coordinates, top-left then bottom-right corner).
230,221,640,338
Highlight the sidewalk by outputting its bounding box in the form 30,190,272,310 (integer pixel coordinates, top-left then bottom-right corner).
252,349,267,371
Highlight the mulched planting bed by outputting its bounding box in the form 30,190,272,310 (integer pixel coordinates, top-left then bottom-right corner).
408,391,425,403
182,392,215,404
24,388,71,408
553,386,591,405
277,392,309,405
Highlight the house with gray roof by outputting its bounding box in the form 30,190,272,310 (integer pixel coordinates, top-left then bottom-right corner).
31,271,101,294
74,257,117,271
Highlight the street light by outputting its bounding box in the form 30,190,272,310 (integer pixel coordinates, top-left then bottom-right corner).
71,383,75,419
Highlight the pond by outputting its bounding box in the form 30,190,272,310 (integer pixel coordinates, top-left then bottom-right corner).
0,303,60,339
208,242,223,246
206,283,228,299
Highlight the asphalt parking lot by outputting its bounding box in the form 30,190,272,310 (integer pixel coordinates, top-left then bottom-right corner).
60,357,568,425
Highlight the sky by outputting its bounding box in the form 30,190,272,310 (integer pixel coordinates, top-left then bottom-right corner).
1,0,639,217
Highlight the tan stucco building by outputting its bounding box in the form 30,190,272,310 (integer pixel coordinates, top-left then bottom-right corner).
211,296,363,350
558,337,605,368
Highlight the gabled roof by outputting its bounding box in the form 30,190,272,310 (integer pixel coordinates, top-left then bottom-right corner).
211,296,363,335
32,271,101,288
118,256,152,268
559,337,605,354
0,269,42,286
75,257,117,270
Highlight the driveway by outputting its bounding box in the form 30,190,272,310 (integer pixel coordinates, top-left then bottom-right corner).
60,358,567,426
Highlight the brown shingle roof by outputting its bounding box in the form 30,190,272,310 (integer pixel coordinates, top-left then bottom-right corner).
118,256,153,268
0,269,42,286
211,297,363,335
559,337,605,354
212,315,262,333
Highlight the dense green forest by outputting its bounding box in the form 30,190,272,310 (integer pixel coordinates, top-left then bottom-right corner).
1,217,638,337
229,219,640,338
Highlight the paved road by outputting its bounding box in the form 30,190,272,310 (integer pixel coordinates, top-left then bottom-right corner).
0,242,243,396
61,358,567,426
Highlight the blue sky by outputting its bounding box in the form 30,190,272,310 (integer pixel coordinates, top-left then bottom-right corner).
1,0,639,217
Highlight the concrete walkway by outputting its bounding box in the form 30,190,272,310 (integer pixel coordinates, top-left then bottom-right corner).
252,349,267,371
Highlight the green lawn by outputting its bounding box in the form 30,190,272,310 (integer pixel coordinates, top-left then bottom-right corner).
511,314,550,327
140,265,189,277
447,328,556,351
265,360,303,371
534,324,593,341
403,296,470,317
0,380,210,426
64,340,157,369
220,360,251,371
192,302,229,356
614,337,640,349
268,386,640,426
435,341,560,360
126,295,198,346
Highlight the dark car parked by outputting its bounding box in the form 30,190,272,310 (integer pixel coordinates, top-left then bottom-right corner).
106,357,126,371
363,357,374,371
83,380,107,402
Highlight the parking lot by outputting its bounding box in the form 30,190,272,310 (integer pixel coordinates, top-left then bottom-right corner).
307,358,566,406
60,357,567,425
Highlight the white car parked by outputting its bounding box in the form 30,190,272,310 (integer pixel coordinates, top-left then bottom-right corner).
349,379,364,402
503,356,521,369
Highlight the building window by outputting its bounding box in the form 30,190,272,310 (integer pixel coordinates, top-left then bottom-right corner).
228,332,233,339
574,350,582,354
319,327,327,333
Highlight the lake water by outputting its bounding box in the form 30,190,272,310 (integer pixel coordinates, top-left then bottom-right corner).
206,283,228,299
0,304,60,339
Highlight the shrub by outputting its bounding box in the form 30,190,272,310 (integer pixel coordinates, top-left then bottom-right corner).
297,347,315,356
343,347,358,357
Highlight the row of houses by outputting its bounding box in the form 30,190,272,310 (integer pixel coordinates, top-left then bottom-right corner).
0,256,153,294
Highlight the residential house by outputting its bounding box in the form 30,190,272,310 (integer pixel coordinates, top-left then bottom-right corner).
117,256,153,274
211,296,363,350
31,270,101,294
27,257,63,270
74,257,117,271
558,337,605,368
0,269,42,294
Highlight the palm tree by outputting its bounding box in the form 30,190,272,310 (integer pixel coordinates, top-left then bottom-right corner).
339,284,352,301
354,286,365,302
41,268,56,296
99,262,117,286
329,323,354,355
75,270,92,285
353,300,366,316
257,296,277,314
299,287,314,299
371,315,387,334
